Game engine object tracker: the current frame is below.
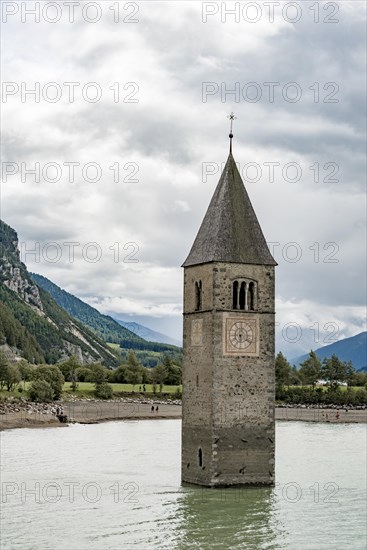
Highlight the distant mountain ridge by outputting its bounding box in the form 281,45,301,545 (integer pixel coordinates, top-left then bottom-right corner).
115,319,181,347
292,331,367,371
32,274,181,354
31,273,145,347
0,220,119,366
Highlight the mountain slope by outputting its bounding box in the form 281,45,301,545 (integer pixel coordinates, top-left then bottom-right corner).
0,299,44,363
31,273,147,347
0,220,119,366
115,319,181,346
292,332,367,371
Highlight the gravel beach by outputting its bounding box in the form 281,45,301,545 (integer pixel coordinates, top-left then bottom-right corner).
1,400,366,431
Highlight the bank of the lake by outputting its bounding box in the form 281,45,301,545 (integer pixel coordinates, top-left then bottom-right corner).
0,399,366,431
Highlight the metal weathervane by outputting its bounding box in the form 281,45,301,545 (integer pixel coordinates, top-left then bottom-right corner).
227,112,237,153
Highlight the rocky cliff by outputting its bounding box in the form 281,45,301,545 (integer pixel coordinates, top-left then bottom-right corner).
0,220,119,366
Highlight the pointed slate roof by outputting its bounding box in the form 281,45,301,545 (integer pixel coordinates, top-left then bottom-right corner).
182,153,277,267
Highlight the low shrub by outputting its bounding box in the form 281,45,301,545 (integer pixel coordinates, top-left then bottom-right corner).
28,379,54,403
94,382,113,400
276,386,367,406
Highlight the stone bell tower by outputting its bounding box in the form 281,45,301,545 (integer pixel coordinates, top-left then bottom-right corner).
181,116,277,487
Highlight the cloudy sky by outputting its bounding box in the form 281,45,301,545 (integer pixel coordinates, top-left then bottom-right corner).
1,1,366,357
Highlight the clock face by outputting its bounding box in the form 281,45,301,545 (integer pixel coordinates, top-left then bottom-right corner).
224,317,259,356
229,321,253,350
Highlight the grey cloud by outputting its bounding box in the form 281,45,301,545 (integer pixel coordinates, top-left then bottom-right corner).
2,3,365,343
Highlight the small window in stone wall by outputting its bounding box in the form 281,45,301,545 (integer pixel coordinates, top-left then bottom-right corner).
232,279,257,311
195,280,202,311
198,448,203,468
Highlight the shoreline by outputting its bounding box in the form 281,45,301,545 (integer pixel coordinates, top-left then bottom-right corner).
1,400,366,431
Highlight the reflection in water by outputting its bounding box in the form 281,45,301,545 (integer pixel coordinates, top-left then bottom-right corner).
176,485,285,549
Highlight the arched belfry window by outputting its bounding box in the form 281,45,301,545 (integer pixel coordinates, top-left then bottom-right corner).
239,281,246,310
232,280,238,309
195,280,202,311
232,279,257,311
248,282,255,311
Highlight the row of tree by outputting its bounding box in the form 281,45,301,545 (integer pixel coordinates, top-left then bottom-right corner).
0,350,182,401
275,351,367,391
59,352,182,390
1,348,366,403
0,353,64,401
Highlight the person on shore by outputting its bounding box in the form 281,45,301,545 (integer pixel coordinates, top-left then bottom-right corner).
151,405,154,413
336,410,340,420
156,405,159,413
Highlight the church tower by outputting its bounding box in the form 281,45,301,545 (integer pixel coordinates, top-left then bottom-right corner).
181,118,277,486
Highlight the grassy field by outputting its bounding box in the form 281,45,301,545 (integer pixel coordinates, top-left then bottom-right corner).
0,381,182,400
63,382,181,395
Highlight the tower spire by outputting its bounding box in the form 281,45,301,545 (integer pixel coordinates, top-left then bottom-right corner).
182,146,277,268
227,112,237,153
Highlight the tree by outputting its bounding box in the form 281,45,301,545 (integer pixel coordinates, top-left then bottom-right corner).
59,356,80,383
0,351,10,390
110,364,127,383
18,359,33,389
125,351,142,391
75,367,93,382
86,362,114,398
299,351,321,387
322,355,346,389
152,363,167,393
125,366,142,391
163,355,182,385
28,379,53,402
88,363,109,385
32,365,64,399
275,352,292,390
141,366,152,384
321,355,348,390
127,351,139,369
348,370,367,387
0,360,21,392
344,361,355,386
4,364,21,391
0,352,21,391
289,365,302,386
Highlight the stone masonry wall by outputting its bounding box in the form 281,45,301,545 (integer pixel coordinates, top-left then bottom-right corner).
182,263,275,486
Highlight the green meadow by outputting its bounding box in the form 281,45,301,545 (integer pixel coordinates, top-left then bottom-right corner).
0,381,182,400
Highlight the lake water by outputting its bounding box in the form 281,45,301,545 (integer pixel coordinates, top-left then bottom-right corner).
1,420,366,550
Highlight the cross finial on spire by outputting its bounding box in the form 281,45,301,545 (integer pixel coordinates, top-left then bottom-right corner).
227,112,237,153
